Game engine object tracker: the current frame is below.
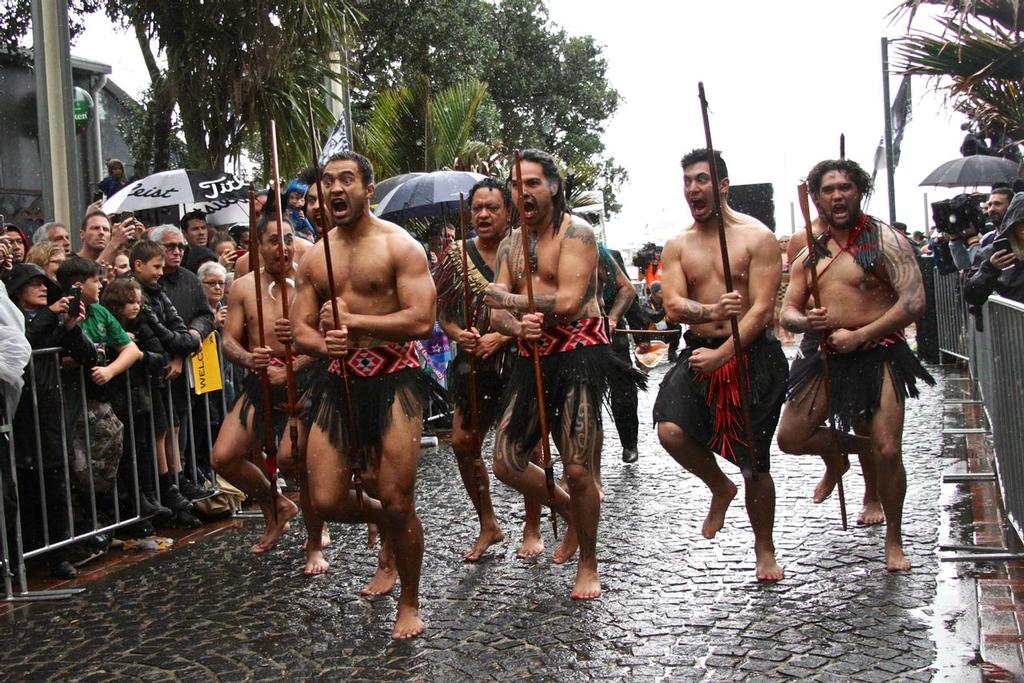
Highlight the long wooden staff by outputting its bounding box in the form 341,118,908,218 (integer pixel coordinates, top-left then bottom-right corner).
513,149,558,538
458,193,486,505
840,133,846,160
798,183,849,530
697,82,759,472
304,94,365,507
248,188,279,502
267,121,301,464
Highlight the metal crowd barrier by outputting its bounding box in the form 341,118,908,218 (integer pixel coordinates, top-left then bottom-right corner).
981,296,1024,543
933,266,1024,554
933,268,969,361
0,340,231,602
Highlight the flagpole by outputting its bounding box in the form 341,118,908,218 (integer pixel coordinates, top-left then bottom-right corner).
881,36,897,225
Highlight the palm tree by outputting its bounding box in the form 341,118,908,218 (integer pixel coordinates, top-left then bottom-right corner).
355,77,493,179
893,0,1024,153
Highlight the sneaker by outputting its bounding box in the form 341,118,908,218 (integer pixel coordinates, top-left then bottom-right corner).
179,477,214,502
169,508,202,529
140,491,172,519
50,560,78,580
161,484,194,513
621,448,639,463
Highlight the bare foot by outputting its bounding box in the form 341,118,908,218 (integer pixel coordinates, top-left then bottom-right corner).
303,549,329,576
570,566,602,600
857,501,885,526
553,524,578,564
361,562,397,596
812,459,850,504
392,604,424,640
367,523,378,549
702,481,738,540
516,528,545,559
251,495,299,554
885,543,912,572
463,525,505,562
755,549,785,582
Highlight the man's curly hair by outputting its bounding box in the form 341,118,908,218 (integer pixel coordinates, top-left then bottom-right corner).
806,159,873,196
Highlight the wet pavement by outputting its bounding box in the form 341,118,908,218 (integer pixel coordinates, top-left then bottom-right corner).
0,360,978,681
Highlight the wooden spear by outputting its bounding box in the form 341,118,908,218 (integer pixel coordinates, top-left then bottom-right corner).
247,188,279,504
697,82,759,472
513,149,558,538
458,193,487,507
267,121,301,465
304,94,366,507
798,183,849,530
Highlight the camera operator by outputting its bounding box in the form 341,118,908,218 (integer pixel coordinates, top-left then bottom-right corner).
964,193,1024,306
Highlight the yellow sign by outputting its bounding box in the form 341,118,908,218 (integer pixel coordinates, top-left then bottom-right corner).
190,332,223,395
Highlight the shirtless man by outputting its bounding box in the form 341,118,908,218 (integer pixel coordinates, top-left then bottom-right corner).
485,149,644,600
435,177,544,561
787,209,884,526
653,148,788,582
777,158,932,572
292,151,442,640
210,215,328,574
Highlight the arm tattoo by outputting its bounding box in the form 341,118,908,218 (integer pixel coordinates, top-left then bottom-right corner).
564,222,597,247
681,298,712,323
880,229,926,319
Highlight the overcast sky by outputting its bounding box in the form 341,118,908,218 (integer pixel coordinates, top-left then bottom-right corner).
68,1,971,247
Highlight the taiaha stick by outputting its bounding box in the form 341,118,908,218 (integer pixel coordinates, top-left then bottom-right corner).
840,133,846,160
267,121,301,463
513,149,558,538
697,82,759,472
304,94,365,507
458,193,487,506
613,328,681,336
798,183,849,530
248,188,279,505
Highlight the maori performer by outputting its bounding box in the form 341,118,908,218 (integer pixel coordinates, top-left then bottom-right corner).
653,148,788,581
485,149,645,600
434,178,544,561
787,199,883,526
777,159,932,572
211,214,327,573
292,151,443,640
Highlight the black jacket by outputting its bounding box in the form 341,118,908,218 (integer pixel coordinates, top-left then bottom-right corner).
159,267,214,342
14,308,98,469
963,245,1024,305
964,194,1024,306
137,279,201,356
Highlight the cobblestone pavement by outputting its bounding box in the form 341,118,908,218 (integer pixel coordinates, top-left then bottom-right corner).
0,361,960,681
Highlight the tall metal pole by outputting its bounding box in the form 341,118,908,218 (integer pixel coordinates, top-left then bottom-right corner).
32,0,83,231
881,37,897,225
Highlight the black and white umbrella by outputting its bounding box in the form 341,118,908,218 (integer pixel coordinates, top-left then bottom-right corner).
101,169,251,222
373,170,486,222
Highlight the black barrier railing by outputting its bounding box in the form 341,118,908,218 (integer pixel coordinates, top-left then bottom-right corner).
979,297,1024,544
932,266,1024,555
0,340,231,601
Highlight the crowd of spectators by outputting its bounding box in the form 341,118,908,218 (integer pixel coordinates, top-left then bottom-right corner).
0,180,295,580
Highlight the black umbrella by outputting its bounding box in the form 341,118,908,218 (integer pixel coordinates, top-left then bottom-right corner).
919,155,1020,188
370,172,425,210
374,170,486,221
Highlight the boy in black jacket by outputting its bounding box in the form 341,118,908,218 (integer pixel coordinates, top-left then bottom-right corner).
129,241,203,527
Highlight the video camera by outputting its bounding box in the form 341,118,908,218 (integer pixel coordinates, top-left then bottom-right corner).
931,193,988,239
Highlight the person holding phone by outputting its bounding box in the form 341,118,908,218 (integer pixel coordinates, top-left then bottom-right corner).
965,193,1024,306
